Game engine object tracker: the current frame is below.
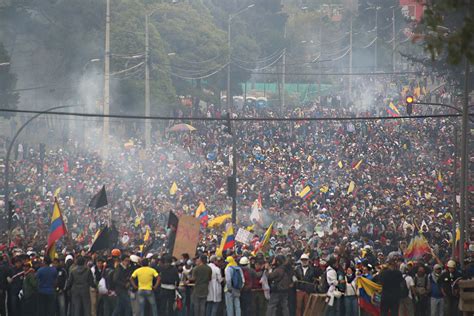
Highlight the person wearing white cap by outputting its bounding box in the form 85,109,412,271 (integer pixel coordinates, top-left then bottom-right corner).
439,260,461,316
239,256,257,315
294,253,317,316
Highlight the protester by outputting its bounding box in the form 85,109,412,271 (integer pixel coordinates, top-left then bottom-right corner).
112,255,132,316
239,256,256,315
414,265,430,316
156,254,180,316
36,256,57,316
130,258,159,316
265,255,291,316
439,260,461,316
66,256,95,316
0,255,7,316
295,253,318,316
21,262,37,316
206,255,223,316
429,264,444,316
399,263,415,316
379,256,404,316
325,256,340,316
343,266,358,316
191,255,212,316
224,256,244,316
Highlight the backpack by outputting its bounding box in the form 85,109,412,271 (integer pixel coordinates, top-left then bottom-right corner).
400,275,409,298
230,267,244,290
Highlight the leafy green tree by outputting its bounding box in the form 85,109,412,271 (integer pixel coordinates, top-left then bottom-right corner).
421,1,474,65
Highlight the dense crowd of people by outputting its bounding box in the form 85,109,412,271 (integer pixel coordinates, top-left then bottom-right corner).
0,73,472,316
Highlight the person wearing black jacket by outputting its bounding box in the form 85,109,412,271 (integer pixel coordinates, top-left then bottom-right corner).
67,256,96,316
439,260,461,316
54,257,68,316
265,255,291,316
156,255,180,316
294,254,317,316
0,255,10,316
112,255,132,316
379,257,404,316
7,257,23,316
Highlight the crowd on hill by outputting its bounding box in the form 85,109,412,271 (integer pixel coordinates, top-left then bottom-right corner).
0,74,472,315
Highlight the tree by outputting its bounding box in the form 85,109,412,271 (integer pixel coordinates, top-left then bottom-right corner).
0,42,18,118
421,1,474,65
111,0,176,115
149,2,227,98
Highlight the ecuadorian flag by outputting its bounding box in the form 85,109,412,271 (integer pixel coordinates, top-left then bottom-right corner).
357,277,382,316
252,222,273,255
47,199,67,259
298,186,313,200
216,223,235,257
436,171,443,192
195,201,208,226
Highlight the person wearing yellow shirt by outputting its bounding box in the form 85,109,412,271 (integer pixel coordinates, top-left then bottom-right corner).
130,258,159,316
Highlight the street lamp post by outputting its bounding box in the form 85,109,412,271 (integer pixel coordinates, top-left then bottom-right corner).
227,4,255,112
145,12,151,149
4,105,78,248
103,0,111,157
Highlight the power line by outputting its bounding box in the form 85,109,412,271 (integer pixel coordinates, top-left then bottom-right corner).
0,108,461,122
249,71,421,76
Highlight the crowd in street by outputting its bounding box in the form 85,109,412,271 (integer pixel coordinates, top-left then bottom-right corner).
0,74,472,316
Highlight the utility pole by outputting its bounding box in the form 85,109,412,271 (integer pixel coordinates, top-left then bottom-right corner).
227,15,231,112
349,11,353,97
318,14,322,97
459,59,470,269
103,0,111,157
145,13,151,148
281,25,286,114
392,7,396,72
374,8,378,71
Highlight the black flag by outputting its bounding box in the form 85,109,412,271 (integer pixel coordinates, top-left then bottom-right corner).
89,185,108,210
90,226,110,252
166,211,179,254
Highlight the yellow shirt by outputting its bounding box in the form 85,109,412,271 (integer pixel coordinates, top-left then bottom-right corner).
131,266,159,290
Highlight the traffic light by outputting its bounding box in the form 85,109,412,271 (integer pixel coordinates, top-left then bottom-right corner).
406,96,414,115
223,113,232,135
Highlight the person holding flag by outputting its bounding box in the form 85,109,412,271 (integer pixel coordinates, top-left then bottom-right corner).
195,201,209,227
253,223,273,255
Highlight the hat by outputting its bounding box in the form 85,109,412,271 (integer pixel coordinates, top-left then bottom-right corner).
434,264,443,270
65,255,74,262
239,257,249,265
300,253,310,260
130,255,140,263
447,260,456,268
